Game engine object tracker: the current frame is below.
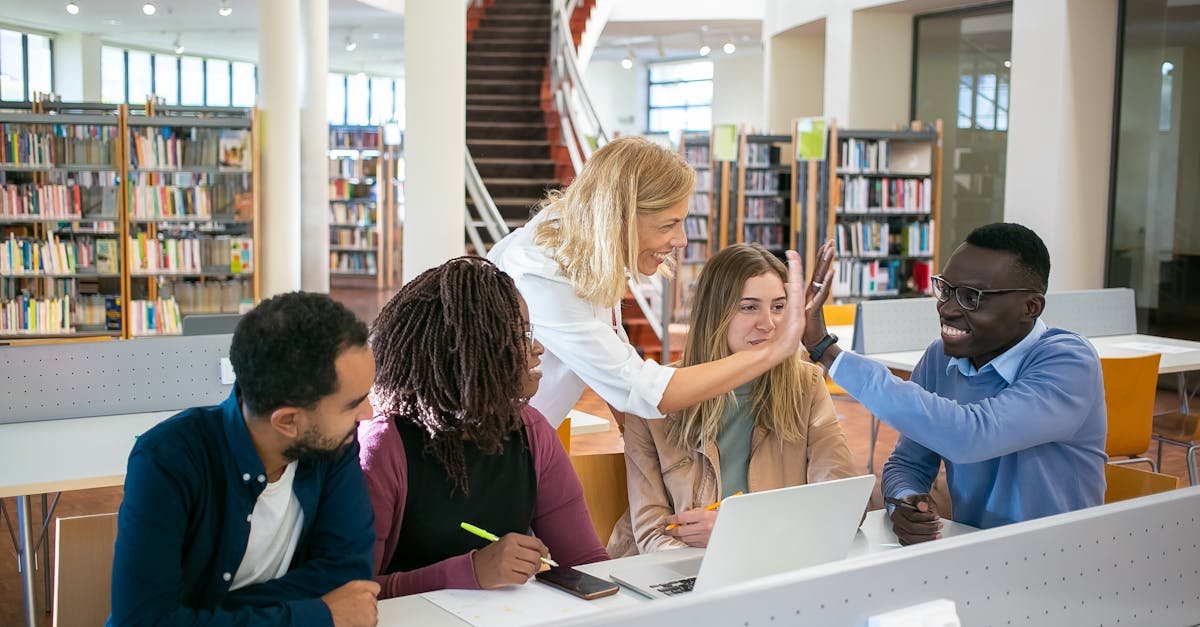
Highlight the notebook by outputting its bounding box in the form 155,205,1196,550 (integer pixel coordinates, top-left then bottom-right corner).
609,474,876,599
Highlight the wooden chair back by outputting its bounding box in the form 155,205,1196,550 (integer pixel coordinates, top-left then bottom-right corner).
54,512,118,627
568,452,629,545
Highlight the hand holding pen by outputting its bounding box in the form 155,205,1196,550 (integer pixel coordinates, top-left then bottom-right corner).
461,522,558,589
885,494,942,546
662,491,743,548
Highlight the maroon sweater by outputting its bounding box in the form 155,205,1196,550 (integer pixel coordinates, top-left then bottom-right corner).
357,404,609,599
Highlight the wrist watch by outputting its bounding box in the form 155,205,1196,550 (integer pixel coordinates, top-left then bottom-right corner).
808,333,839,363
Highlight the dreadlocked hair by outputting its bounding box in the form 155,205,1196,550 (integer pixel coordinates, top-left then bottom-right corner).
370,256,529,495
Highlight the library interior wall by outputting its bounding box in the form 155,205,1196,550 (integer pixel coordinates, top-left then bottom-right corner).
51,33,101,102
848,11,912,129
765,28,824,134
584,60,644,139
712,52,765,129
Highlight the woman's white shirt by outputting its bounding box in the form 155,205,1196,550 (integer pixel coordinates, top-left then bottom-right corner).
488,211,675,426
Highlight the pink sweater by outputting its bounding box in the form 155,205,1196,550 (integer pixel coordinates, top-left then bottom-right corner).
357,404,610,599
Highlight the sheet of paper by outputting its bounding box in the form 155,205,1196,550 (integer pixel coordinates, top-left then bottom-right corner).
1110,341,1197,355
712,124,738,161
422,584,602,627
795,117,827,161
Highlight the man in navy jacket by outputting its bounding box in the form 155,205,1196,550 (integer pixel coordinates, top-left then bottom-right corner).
110,292,380,626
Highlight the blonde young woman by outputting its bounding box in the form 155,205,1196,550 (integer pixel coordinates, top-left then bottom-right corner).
488,137,829,427
608,243,857,556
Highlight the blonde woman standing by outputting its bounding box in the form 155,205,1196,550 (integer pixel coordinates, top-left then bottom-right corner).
488,137,828,428
608,243,857,556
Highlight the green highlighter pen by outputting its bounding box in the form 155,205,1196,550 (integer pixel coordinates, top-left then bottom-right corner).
460,521,559,568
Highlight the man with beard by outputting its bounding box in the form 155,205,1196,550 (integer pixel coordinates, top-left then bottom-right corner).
110,292,380,626
802,223,1106,544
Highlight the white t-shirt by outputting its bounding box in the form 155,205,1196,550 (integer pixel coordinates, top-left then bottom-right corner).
488,210,675,425
230,461,304,591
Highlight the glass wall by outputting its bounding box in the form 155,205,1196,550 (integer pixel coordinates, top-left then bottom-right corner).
1108,0,1200,340
647,60,713,135
912,4,1012,258
1,28,54,102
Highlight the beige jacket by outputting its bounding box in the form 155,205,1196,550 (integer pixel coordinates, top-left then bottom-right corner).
607,363,858,557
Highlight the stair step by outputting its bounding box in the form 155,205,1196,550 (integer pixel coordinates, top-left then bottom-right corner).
467,121,546,140
467,66,544,82
466,105,544,123
475,159,556,179
468,40,548,53
473,26,550,38
483,177,561,198
466,50,547,62
468,138,552,159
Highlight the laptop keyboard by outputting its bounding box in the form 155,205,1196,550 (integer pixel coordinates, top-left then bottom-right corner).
650,577,696,595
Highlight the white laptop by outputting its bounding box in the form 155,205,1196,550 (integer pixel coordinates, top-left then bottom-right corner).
610,474,876,599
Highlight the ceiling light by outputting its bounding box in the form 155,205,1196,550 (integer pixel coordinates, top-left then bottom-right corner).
65,2,79,14
723,41,736,55
142,2,156,16
173,36,184,55
620,57,633,70
1003,60,1012,68
355,70,367,79
699,45,710,57
371,33,381,40
344,34,357,52
218,0,232,16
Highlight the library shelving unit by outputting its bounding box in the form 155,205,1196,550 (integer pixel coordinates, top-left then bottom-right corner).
672,131,712,324
724,133,794,257
818,119,943,301
123,103,259,337
328,125,402,289
0,101,125,340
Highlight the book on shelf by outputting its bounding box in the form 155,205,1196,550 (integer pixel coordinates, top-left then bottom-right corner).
1,294,73,335
128,297,183,336
95,239,118,274
837,176,932,214
219,130,252,171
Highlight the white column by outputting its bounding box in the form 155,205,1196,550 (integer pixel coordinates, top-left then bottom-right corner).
258,0,303,296
403,0,465,283
1003,0,1118,290
764,28,824,134
847,11,912,129
300,0,330,293
823,8,853,125
53,33,102,101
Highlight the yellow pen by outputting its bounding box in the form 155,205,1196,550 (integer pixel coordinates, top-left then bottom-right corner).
665,491,744,531
460,521,559,568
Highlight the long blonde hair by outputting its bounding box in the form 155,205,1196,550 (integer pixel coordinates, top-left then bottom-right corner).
666,243,808,450
533,136,694,308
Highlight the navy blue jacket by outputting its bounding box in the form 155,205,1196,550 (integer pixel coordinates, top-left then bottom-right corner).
109,388,375,626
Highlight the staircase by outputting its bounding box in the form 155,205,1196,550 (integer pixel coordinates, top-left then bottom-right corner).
466,0,562,231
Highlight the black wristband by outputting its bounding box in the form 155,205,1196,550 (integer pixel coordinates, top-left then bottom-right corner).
808,333,839,363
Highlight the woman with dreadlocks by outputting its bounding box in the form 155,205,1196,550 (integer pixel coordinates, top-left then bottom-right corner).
358,257,608,599
607,244,858,557
488,136,831,429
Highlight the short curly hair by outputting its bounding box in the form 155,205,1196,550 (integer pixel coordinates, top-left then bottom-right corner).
965,222,1051,292
230,291,368,416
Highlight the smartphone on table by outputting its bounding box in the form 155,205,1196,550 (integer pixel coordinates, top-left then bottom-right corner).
535,566,620,600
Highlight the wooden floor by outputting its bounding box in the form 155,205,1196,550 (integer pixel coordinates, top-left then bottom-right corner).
1,285,1194,625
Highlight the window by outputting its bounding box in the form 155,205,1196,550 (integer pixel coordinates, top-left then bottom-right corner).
127,50,153,104
327,74,347,126
1,30,26,101
346,73,370,125
370,78,395,124
647,60,713,135
154,54,179,105
179,56,204,105
101,46,126,104
27,34,52,98
206,59,231,107
232,62,256,107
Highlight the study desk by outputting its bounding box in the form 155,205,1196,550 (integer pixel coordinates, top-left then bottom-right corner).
376,509,976,626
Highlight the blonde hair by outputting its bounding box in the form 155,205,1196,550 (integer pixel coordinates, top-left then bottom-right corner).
666,243,809,450
533,136,695,308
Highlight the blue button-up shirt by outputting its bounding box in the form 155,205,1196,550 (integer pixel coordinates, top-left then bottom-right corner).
830,320,1107,528
109,387,375,625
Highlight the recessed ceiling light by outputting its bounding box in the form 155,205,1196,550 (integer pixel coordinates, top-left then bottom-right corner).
620,57,633,70
345,35,357,52
723,41,736,54
142,2,156,16
65,2,79,14
173,36,184,54
218,0,232,16
698,45,710,57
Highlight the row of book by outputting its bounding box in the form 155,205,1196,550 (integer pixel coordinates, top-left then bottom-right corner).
681,241,709,264
330,179,375,201
743,143,777,167
0,294,73,334
684,145,709,165
745,197,786,221
329,156,379,180
159,278,253,314
128,234,254,274
331,229,378,248
74,293,111,327
331,128,380,150
330,203,376,225
330,251,378,273
743,170,783,194
743,224,786,250
0,234,117,275
694,169,712,191
2,184,88,219
829,259,933,298
130,185,215,219
128,297,183,336
688,193,710,215
833,220,936,258
837,176,932,213
1,124,121,167
128,127,251,171
683,216,709,240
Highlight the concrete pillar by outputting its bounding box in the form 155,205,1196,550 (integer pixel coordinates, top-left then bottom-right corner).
823,8,853,125
53,33,102,101
258,0,303,296
764,27,824,134
301,0,330,293
1003,0,1119,290
822,8,912,129
403,0,466,283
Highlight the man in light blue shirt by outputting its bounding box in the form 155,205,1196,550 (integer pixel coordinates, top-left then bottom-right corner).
802,223,1106,543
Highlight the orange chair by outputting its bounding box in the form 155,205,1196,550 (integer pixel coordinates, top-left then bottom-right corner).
1152,409,1200,486
1103,463,1178,504
1100,354,1160,471
822,304,856,397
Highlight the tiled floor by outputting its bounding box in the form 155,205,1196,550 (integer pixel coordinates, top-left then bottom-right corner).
0,285,1194,625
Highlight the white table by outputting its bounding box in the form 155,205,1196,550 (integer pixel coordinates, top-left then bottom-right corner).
377,510,975,626
0,410,179,626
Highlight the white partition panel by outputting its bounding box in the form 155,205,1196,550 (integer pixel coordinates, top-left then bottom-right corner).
560,487,1200,627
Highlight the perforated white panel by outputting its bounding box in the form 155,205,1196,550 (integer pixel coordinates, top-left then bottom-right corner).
0,334,233,424
562,487,1200,627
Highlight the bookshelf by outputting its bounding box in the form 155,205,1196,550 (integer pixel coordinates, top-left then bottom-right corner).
123,104,259,337
713,133,795,257
816,120,943,301
0,102,124,339
328,125,402,288
672,131,712,324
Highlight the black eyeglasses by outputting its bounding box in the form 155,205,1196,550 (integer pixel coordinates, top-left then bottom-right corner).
930,275,1039,311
